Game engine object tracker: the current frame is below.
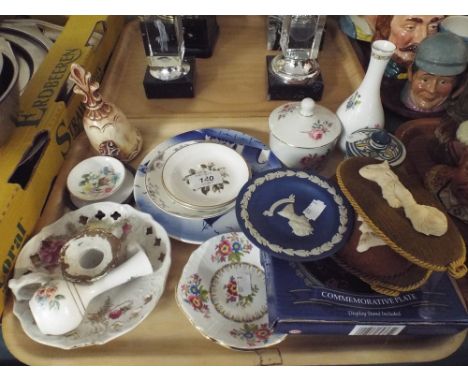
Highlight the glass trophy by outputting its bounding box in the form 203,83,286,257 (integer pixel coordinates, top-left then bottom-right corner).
140,15,195,98
267,15,326,100
267,15,283,50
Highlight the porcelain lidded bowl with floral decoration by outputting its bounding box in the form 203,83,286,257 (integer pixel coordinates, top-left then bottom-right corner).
268,98,342,171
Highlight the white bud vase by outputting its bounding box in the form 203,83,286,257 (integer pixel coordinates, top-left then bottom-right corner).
336,40,396,152
9,249,153,335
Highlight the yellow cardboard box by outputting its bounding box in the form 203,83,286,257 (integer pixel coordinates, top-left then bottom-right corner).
0,15,125,315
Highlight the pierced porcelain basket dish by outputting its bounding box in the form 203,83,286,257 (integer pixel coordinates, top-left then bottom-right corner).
10,202,171,349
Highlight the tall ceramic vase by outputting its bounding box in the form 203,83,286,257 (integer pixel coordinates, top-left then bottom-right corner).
69,63,143,162
336,40,396,152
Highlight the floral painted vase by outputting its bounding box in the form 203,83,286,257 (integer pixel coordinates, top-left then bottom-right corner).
10,250,153,335
336,40,396,152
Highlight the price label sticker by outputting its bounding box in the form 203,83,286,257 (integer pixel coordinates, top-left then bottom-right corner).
235,272,252,296
303,199,327,221
187,171,223,190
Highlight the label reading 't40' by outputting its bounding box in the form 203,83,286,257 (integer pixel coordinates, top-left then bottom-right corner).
187,170,223,190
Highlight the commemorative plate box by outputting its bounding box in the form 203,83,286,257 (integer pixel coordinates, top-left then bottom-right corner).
262,254,468,336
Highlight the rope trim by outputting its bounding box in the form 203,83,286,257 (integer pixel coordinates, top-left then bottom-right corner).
371,284,401,297
336,161,467,273
448,256,468,278
332,256,432,295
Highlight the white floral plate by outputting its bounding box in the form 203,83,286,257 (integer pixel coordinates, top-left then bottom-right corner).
11,202,171,349
162,142,250,209
135,128,282,244
70,169,134,208
145,140,236,219
176,232,287,350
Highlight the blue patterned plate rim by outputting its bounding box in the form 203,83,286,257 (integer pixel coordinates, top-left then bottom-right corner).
134,128,282,243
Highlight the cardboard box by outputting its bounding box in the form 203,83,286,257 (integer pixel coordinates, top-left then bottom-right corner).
263,254,468,335
0,15,125,316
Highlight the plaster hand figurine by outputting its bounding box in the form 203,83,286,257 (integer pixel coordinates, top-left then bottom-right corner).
358,160,402,208
356,215,387,252
401,32,468,114
69,63,143,162
393,181,448,236
359,161,448,236
373,15,445,79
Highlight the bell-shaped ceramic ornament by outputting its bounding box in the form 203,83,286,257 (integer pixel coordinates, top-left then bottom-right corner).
69,63,143,162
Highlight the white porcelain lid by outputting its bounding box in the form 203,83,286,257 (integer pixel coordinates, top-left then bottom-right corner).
269,98,342,148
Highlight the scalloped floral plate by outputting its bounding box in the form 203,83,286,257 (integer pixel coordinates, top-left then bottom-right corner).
11,202,171,349
176,232,287,350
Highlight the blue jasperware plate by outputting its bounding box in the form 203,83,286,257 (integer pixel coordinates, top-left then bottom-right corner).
236,169,354,261
134,128,282,244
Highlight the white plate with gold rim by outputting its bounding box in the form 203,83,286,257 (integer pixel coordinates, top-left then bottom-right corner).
145,140,236,219
176,232,287,350
162,142,250,209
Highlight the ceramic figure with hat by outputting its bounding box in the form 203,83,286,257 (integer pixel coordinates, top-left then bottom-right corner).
401,32,468,114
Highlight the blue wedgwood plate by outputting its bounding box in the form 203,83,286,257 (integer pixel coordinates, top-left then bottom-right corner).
236,169,355,262
134,128,282,244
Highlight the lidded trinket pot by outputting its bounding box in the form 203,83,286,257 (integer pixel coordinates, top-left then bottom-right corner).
345,127,406,166
268,97,342,171
69,63,142,162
